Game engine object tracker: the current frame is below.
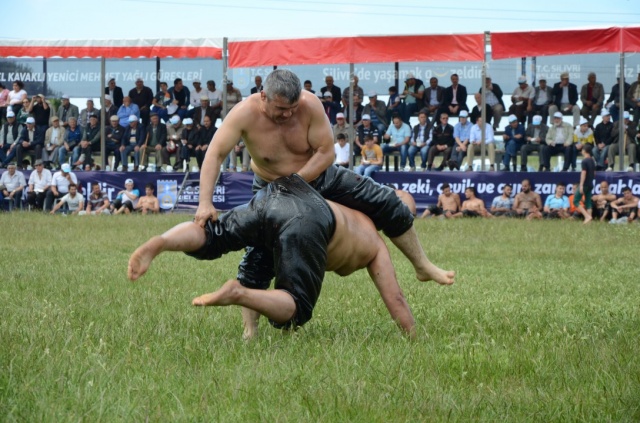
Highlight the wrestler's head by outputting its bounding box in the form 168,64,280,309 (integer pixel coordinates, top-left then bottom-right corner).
261,70,301,124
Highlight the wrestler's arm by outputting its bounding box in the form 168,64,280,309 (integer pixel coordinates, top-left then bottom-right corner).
195,106,246,224
366,239,416,338
297,96,335,182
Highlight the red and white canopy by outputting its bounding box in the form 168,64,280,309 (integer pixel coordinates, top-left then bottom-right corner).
0,38,223,59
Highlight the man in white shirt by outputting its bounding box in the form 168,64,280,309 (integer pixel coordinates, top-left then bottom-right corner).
189,79,210,111
50,183,84,215
44,162,78,211
466,117,496,171
0,162,26,210
334,133,350,167
27,159,52,210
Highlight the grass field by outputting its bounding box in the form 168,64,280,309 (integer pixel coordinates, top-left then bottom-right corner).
1,213,639,421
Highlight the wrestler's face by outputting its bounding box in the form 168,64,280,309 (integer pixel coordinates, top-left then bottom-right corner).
145,187,153,196
600,182,608,194
465,188,474,199
264,94,298,124
623,190,632,200
442,187,451,196
521,181,531,193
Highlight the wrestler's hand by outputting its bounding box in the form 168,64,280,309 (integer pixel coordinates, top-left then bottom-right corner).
194,202,218,226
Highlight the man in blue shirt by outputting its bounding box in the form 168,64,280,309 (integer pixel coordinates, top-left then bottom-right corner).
449,110,472,170
381,116,411,170
501,114,525,171
543,183,570,219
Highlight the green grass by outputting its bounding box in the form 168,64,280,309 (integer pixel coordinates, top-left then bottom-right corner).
1,213,639,421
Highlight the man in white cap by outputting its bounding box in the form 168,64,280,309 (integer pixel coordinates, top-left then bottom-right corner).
105,114,125,170
402,72,424,123
549,72,580,127
449,110,472,170
479,76,505,130
541,111,573,171
117,96,140,128
320,91,340,124
193,95,216,129
0,110,22,166
0,162,26,210
45,162,78,211
580,72,604,127
570,117,595,171
103,94,118,121
121,115,145,170
607,111,637,171
56,95,79,128
128,78,154,126
15,117,43,169
332,112,350,143
501,114,525,171
593,109,613,169
509,76,533,125
521,115,549,171
363,91,388,133
105,78,124,108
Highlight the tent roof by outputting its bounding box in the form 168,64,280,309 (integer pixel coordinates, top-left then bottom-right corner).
0,38,223,59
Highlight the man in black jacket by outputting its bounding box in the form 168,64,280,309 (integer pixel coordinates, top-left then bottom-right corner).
548,72,580,127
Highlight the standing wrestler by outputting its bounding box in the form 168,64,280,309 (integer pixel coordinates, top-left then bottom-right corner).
513,179,543,220
194,70,454,318
129,175,440,339
420,183,460,219
452,187,492,218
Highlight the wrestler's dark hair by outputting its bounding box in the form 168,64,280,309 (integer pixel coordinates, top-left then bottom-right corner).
145,183,154,190
466,186,476,196
622,186,631,193
264,69,301,103
442,183,450,189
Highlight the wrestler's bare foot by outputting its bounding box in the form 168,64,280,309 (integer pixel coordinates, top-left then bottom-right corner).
583,216,592,225
417,263,455,285
192,279,243,306
128,236,165,281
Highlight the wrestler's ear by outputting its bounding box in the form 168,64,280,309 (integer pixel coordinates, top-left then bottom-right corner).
260,91,267,101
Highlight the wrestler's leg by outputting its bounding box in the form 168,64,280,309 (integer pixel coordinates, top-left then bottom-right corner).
128,222,206,281
192,279,296,324
390,228,456,285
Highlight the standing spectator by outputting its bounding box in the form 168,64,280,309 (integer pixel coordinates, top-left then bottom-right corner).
223,81,242,118
43,116,64,169
303,80,315,94
15,117,44,169
549,72,580,127
105,78,124,108
574,143,596,224
580,72,605,127
59,117,82,166
129,78,154,126
79,182,110,215
386,86,403,123
168,78,190,119
16,98,30,125
355,135,382,178
0,110,22,166
593,109,613,170
542,112,573,172
117,96,140,127
334,133,350,167
121,115,145,170
509,76,534,125
8,81,27,115
501,115,525,172
480,76,505,130
529,78,553,124
402,73,424,123
44,163,77,211
363,91,388,133
605,77,631,122
135,183,160,214
0,163,26,210
250,75,263,95
439,73,468,119
521,115,548,172
50,183,83,215
0,83,9,124
151,81,176,122
343,94,363,128
26,159,51,210
26,94,50,134
342,75,364,109
56,95,79,129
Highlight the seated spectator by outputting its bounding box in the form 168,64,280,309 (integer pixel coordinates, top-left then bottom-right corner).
386,86,403,123
27,159,51,210
140,112,168,171
426,113,454,171
79,99,100,129
449,110,472,170
192,95,216,130
355,115,379,157
363,91,388,133
105,115,125,170
423,77,444,119
190,79,210,112
73,113,100,168
320,91,340,125
105,78,124,108
44,163,78,212
490,184,514,217
479,76,505,130
222,80,242,118
438,73,468,120
58,117,82,166
121,115,145,171
501,115,525,172
452,187,492,218
16,98,30,125
467,116,496,171
542,112,573,172
151,81,177,122
592,181,616,221
343,94,363,128
303,80,315,94
0,163,26,210
569,117,595,171
111,178,140,215
407,111,431,171
520,115,548,172
580,72,604,127
469,92,494,126
1,110,22,167
196,115,216,170
117,96,140,128
627,73,640,123
43,116,64,169
341,75,364,109
229,139,250,172
79,182,110,215
103,94,118,121
354,135,382,178
402,73,425,123
334,133,350,167
529,78,553,125
332,113,350,142
509,76,534,125
542,183,570,219
179,118,197,171
567,183,584,219
206,80,222,116
0,83,8,123
164,115,183,169
420,183,460,218
549,72,580,127
593,109,613,170
167,78,190,119
49,182,83,215
135,183,160,214
56,94,79,129
513,179,542,220
381,116,411,170
14,117,43,170
607,111,637,172
605,77,631,123
609,186,638,224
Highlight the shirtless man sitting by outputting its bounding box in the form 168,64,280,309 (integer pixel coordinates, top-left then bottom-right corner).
609,187,639,224
194,70,454,324
592,181,616,222
420,183,460,219
452,187,492,218
128,175,454,339
135,183,160,214
513,179,543,220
